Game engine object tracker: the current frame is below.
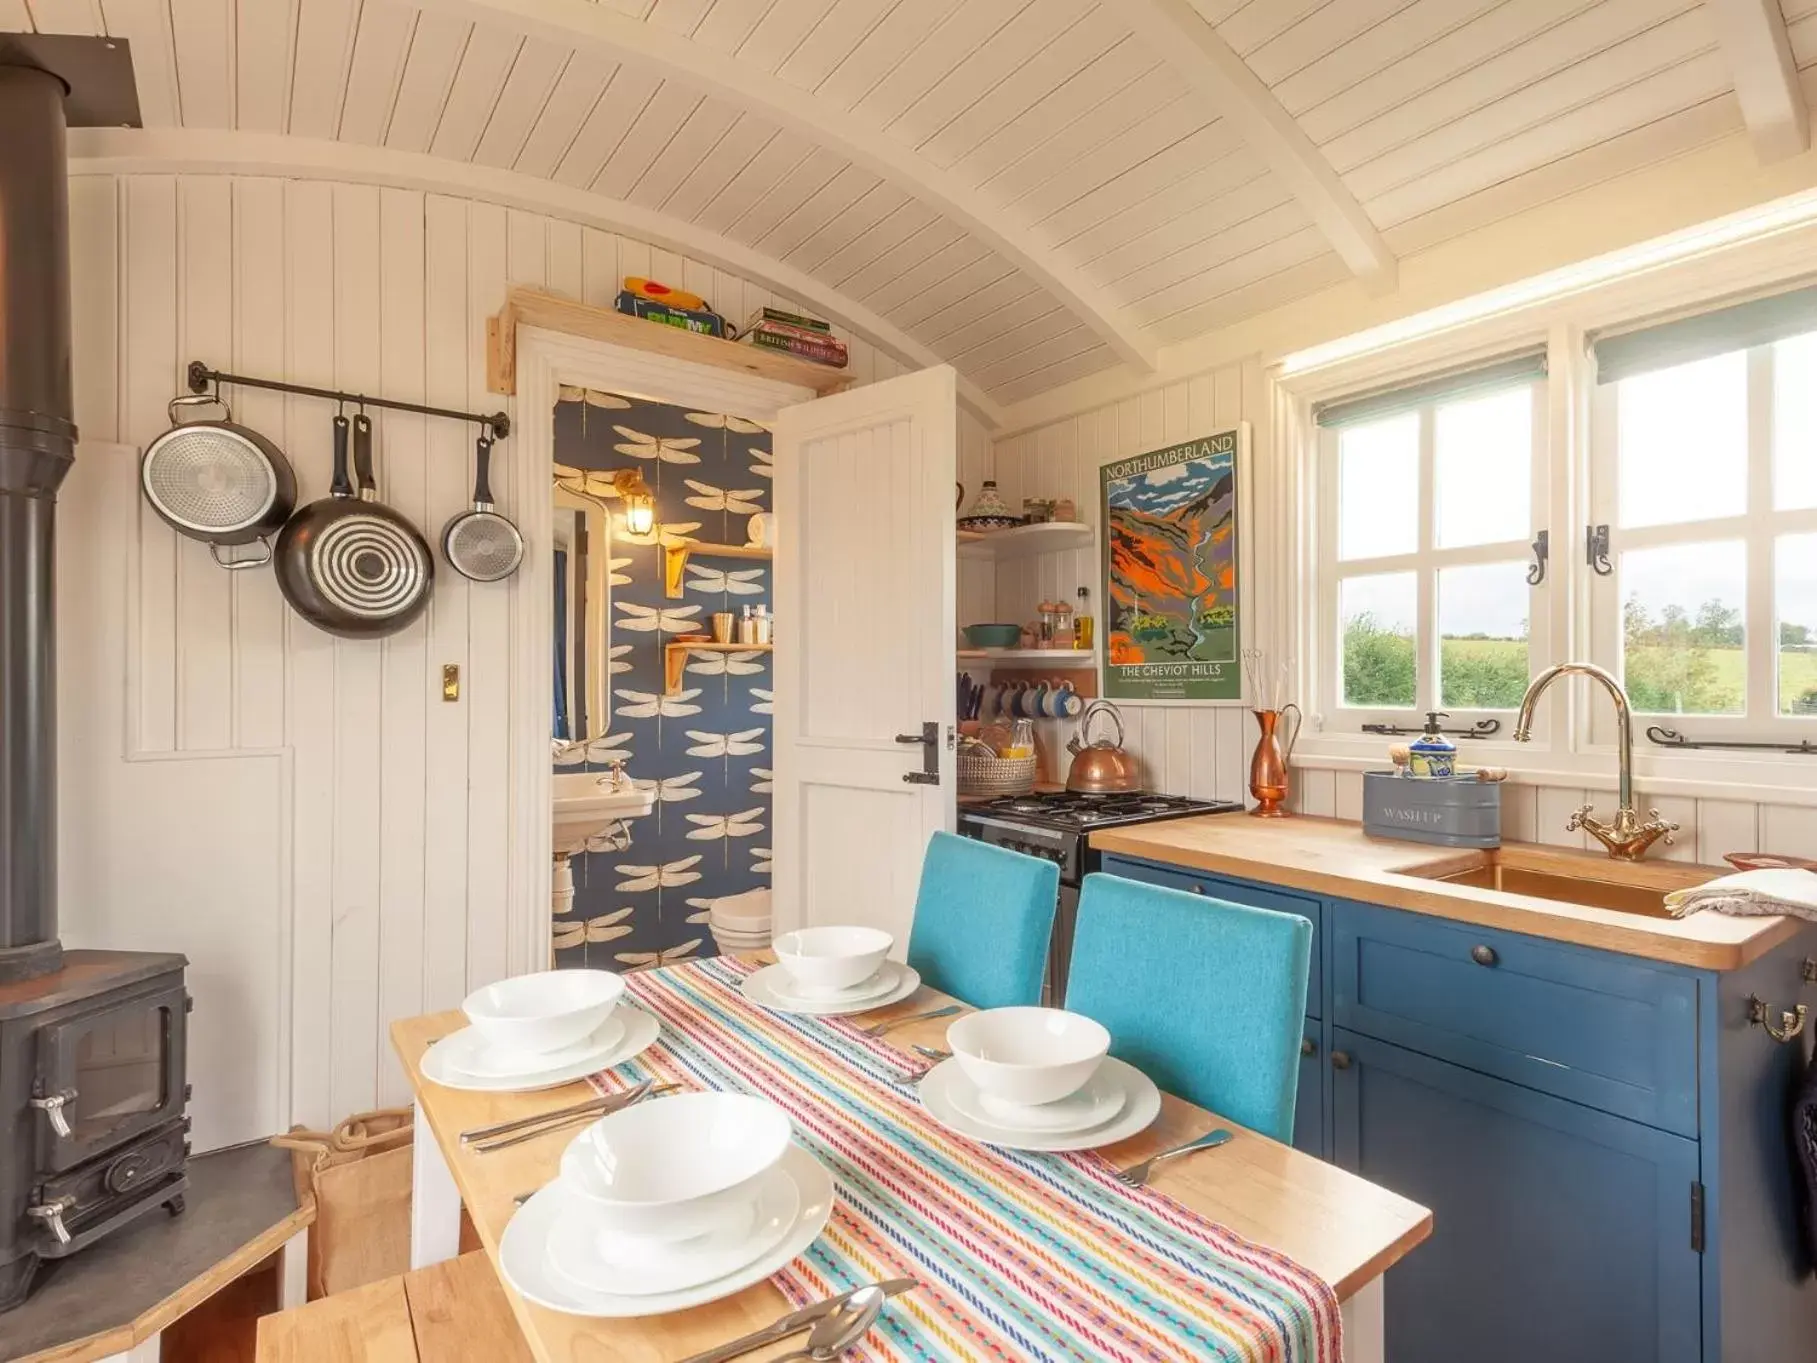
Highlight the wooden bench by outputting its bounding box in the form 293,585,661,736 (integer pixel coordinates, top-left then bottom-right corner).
254,1252,532,1363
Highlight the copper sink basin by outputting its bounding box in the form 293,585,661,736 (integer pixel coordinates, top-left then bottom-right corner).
1397,845,1715,920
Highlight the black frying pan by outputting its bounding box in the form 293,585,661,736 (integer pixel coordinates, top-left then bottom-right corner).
274,413,435,639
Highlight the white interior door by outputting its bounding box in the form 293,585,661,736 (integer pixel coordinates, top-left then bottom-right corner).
773,367,958,948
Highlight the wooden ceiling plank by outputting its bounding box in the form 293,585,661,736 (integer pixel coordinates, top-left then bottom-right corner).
1122,0,1397,288
382,12,471,154
472,34,571,169
1704,0,1810,161
590,79,703,199
550,61,661,188
166,0,234,127
773,0,896,93
24,0,103,33
427,25,521,162
753,162,880,260
511,46,616,179
622,91,742,208
1272,0,1503,119
99,0,181,125
337,3,417,147
917,6,1129,172
287,0,360,140
419,0,1156,368
686,125,813,234
734,0,839,76
952,36,1160,187
976,76,1185,204
659,112,779,221
780,177,909,274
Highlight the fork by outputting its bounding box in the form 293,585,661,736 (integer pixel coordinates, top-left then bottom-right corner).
858,1005,960,1038
472,1083,677,1153
1114,1129,1234,1187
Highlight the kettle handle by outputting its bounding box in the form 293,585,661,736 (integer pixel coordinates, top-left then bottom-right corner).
1078,699,1124,750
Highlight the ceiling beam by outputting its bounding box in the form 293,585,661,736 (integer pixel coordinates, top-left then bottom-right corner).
64,127,1006,428
1703,0,1810,163
1121,0,1397,291
418,0,1157,374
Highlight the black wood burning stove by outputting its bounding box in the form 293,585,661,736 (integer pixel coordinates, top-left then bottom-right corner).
0,37,189,1312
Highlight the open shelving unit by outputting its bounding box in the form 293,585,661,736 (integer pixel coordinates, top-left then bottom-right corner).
957,520,1094,561
662,538,774,598
664,641,775,695
957,648,1096,668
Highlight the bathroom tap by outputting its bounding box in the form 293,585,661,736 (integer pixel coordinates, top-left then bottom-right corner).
1512,662,1678,861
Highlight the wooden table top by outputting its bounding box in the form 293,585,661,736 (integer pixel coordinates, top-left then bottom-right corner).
393,969,1431,1363
1092,813,1801,971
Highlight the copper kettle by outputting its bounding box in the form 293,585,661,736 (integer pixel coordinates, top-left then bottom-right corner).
1065,700,1141,793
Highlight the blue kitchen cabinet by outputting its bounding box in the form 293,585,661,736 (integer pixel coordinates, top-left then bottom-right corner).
1330,1027,1702,1363
1093,850,1817,1360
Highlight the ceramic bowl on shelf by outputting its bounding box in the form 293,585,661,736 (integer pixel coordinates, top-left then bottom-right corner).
771,925,892,995
964,623,1023,650
946,1007,1111,1107
559,1092,793,1243
463,968,626,1055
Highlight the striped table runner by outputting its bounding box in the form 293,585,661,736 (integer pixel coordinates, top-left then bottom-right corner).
589,958,1341,1363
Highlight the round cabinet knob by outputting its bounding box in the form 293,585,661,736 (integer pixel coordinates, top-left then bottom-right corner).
1301,1036,1316,1057
1470,945,1499,967
1331,1050,1352,1070
1189,884,1205,895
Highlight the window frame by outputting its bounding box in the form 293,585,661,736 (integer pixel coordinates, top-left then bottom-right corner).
1587,340,1817,742
1316,379,1551,736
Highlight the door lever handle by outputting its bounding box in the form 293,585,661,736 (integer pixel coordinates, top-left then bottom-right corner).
896,721,940,785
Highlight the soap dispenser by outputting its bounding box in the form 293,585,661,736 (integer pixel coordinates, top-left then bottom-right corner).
1408,712,1457,779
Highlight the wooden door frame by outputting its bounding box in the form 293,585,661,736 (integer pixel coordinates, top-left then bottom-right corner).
504,325,815,979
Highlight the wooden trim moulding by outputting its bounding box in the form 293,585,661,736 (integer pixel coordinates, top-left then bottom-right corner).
487,288,856,399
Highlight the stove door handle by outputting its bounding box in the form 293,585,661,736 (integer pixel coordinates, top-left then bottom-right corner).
30,1088,77,1139
27,1196,76,1245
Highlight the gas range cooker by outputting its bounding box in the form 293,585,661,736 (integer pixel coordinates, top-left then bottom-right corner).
958,790,1240,886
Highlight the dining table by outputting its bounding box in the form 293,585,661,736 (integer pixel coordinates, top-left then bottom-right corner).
393,955,1432,1363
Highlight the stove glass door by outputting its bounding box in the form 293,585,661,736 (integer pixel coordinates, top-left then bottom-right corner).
36,983,186,1173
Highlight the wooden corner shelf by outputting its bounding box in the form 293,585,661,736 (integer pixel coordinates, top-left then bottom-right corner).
665,641,775,695
487,287,855,397
956,520,1095,561
662,539,774,598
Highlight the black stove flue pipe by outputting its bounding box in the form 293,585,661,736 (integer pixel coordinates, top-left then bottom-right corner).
0,63,76,984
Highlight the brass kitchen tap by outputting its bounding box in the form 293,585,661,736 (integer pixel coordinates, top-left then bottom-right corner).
1513,662,1678,861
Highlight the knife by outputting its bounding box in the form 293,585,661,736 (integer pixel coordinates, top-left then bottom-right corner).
676,1278,918,1363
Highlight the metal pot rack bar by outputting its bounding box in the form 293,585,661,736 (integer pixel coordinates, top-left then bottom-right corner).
1644,726,1817,755
187,360,510,440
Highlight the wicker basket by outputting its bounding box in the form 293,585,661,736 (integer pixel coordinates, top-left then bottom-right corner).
957,749,1038,798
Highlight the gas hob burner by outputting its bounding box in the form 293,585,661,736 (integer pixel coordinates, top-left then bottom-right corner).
969,790,1240,831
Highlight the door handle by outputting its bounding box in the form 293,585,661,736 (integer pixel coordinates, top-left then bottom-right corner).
30,1089,76,1139
895,722,940,786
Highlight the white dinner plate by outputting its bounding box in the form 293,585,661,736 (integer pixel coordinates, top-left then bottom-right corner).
423,1008,659,1093
918,1057,1161,1152
544,1161,801,1297
960,1071,1128,1135
454,1015,628,1079
763,964,900,1007
500,1143,833,1317
740,961,921,1017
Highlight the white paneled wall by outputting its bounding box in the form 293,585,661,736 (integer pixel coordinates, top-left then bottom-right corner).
981,361,1269,802
55,169,966,1147
995,365,1817,862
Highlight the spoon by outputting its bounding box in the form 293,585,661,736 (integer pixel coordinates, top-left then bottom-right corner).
772,1285,885,1362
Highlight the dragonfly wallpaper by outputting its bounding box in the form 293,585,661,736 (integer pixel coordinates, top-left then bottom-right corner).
552,387,772,972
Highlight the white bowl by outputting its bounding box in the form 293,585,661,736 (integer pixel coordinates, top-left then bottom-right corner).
559,1092,793,1243
947,1007,1111,1107
463,969,625,1056
772,926,892,995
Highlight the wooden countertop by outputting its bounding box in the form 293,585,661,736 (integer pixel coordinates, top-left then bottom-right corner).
394,973,1431,1362
1091,814,1805,971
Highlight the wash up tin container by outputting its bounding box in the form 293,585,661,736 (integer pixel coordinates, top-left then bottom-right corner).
1362,771,1502,848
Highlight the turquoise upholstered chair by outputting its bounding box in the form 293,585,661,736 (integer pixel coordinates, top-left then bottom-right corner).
906,831,1058,1010
1065,872,1312,1144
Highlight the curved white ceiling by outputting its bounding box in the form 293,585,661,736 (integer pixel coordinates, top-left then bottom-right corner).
27,0,1816,411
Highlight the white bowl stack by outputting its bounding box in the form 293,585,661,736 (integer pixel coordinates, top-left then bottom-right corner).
709,889,773,953
464,969,626,1056
948,1007,1111,1107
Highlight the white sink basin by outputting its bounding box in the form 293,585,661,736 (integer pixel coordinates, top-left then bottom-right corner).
553,770,655,854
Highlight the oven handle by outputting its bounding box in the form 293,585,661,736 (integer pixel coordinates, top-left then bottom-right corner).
30,1088,77,1139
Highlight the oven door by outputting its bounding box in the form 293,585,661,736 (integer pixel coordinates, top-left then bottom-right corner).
33,983,188,1173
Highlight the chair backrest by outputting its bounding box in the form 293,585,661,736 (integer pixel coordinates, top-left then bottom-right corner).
906,831,1058,1010
1065,872,1311,1144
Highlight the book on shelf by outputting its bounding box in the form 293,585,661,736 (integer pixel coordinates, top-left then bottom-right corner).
743,323,848,368
615,291,727,337
744,305,831,334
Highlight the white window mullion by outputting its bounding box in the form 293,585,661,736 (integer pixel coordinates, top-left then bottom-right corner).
1417,407,1436,714
1747,346,1777,723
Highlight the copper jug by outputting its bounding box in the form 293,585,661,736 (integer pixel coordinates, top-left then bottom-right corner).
1248,704,1302,817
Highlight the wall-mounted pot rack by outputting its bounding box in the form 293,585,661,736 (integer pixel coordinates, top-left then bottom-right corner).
186,360,511,441
1644,725,1817,755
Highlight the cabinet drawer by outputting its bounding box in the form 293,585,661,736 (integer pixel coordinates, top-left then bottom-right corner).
1100,856,1321,1015
1331,900,1698,1136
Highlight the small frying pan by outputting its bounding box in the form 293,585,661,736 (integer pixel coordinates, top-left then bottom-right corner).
442,433,524,581
274,413,435,639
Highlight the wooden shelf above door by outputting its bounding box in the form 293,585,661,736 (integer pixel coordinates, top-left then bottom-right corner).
487,287,856,397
